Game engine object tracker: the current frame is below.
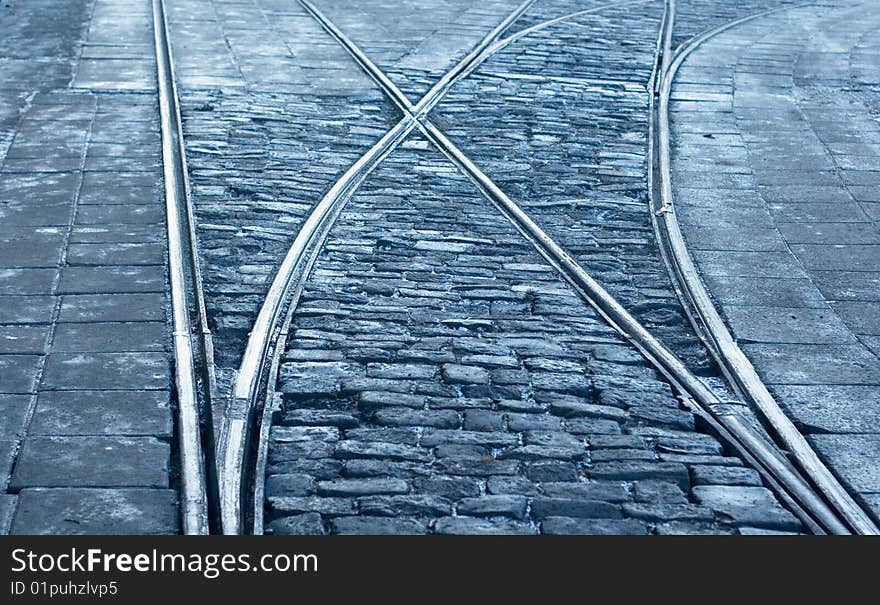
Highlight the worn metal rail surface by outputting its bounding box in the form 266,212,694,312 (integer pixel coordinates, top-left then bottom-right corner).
152,0,217,535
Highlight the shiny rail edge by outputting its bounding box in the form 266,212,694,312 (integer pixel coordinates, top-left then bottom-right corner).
651,1,879,534
152,0,213,535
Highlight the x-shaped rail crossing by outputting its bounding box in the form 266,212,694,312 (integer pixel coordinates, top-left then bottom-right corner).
219,0,665,533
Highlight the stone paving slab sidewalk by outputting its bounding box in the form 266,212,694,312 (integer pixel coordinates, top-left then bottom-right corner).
669,0,880,521
0,0,178,534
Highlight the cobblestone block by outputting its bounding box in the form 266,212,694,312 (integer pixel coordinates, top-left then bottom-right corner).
317,478,409,497
334,440,431,462
332,516,429,535
589,462,690,490
420,429,517,448
279,409,359,428
358,495,452,517
463,409,505,432
265,474,316,498
622,503,715,523
441,363,490,384
271,426,339,443
541,517,649,535
633,480,689,504
456,495,528,520
358,391,425,409
268,496,355,517
540,481,629,503
499,444,586,462
266,513,325,536
267,459,342,480
373,408,460,428
506,413,562,432
524,462,578,483
691,465,763,486
486,476,539,496
412,476,480,500
531,497,622,520
434,458,519,477
433,516,536,535
346,428,419,445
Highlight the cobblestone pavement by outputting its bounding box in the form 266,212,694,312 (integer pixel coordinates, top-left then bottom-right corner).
0,0,178,534
265,139,800,535
669,0,880,520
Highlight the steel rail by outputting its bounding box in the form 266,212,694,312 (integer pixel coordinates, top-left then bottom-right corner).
645,4,822,534
152,0,213,535
652,2,879,534
218,118,416,534
301,0,857,535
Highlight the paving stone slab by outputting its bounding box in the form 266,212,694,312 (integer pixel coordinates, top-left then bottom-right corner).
67,242,165,266
807,434,880,494
11,488,177,535
58,293,165,323
0,495,16,534
41,352,170,390
0,230,66,267
10,436,170,489
691,250,807,279
0,296,56,324
0,268,56,295
789,243,880,272
0,355,41,394
0,394,31,441
58,266,164,294
830,301,880,335
776,222,880,245
722,305,857,344
29,390,172,437
701,275,827,308
51,322,166,353
741,343,880,385
0,325,50,354
771,384,880,434
810,271,880,302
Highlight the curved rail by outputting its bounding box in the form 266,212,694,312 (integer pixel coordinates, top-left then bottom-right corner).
152,0,215,535
651,2,879,534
